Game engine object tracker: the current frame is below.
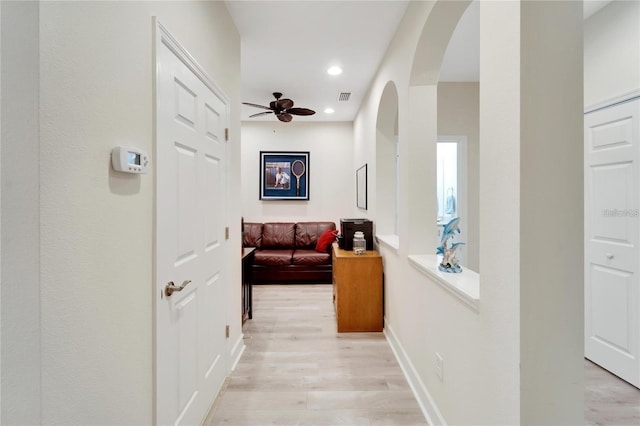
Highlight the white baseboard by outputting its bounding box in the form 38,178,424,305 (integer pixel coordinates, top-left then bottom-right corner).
229,333,245,372
384,321,447,426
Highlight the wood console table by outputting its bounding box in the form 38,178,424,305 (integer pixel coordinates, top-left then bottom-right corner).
242,247,255,324
332,244,383,332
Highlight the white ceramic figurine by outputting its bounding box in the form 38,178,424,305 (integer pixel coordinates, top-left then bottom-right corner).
437,217,465,273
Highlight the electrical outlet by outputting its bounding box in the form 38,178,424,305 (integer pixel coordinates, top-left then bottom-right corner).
435,352,444,381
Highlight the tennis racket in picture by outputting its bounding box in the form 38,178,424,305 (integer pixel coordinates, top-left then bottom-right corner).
291,160,306,197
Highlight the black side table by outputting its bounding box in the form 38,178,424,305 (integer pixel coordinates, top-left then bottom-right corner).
241,247,256,324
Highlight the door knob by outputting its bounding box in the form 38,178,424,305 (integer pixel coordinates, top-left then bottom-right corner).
165,280,192,297
605,253,614,260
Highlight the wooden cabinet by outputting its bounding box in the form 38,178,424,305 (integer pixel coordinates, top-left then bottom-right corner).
332,244,383,332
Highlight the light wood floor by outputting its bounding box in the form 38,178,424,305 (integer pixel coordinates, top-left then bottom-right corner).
584,359,640,425
207,284,427,426
207,284,640,426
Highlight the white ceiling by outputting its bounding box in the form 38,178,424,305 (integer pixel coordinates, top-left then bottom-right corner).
225,0,409,122
226,0,613,123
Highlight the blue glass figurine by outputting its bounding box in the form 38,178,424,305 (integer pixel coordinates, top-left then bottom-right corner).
437,217,465,273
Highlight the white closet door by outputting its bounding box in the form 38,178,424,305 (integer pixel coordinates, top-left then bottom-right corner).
585,97,640,388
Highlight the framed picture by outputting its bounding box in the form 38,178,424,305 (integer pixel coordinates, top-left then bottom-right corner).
356,163,367,209
260,151,310,200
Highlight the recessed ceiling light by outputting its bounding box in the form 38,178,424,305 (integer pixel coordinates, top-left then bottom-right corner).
327,66,342,76
324,108,335,114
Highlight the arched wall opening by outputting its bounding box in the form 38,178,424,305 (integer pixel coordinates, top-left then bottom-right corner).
393,1,584,424
436,0,480,272
376,81,399,237
392,2,495,424
404,0,471,256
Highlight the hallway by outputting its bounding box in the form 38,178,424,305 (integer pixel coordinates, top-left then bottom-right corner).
207,284,640,426
207,284,427,425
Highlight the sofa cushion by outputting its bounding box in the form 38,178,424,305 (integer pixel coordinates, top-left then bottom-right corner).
295,222,337,249
316,228,338,253
292,249,331,266
262,222,295,249
254,249,294,266
243,222,263,248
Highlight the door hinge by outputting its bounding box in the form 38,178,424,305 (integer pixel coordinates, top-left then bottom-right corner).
225,325,230,338
225,226,230,240
225,128,229,141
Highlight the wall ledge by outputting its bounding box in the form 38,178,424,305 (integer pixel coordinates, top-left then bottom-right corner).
408,254,479,312
376,234,399,250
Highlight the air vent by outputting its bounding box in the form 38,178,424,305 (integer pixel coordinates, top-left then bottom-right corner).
338,92,351,102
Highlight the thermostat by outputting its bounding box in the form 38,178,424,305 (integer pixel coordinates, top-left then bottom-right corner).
111,146,149,174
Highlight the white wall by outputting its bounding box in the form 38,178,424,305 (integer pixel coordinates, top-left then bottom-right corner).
356,2,520,423
355,1,583,424
519,2,584,423
375,81,399,236
584,0,640,106
35,2,241,424
437,82,479,271
0,3,2,421
0,2,41,424
241,121,354,226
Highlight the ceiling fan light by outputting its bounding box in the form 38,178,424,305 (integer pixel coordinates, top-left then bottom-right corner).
327,66,342,76
244,92,315,121
324,108,335,114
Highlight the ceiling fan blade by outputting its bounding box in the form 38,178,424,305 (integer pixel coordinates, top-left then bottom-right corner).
249,111,273,118
276,98,294,110
242,102,271,110
287,108,316,116
277,113,293,123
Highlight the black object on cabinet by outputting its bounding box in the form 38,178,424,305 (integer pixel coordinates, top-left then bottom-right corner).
340,218,373,251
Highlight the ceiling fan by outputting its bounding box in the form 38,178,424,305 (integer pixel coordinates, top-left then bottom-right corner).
243,92,316,123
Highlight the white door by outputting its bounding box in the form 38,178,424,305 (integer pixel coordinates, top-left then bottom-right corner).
155,23,229,425
585,97,640,388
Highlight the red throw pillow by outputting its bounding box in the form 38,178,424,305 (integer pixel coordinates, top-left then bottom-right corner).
315,229,338,253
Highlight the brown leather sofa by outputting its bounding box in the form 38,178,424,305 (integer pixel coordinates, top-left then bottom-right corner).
243,221,336,283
